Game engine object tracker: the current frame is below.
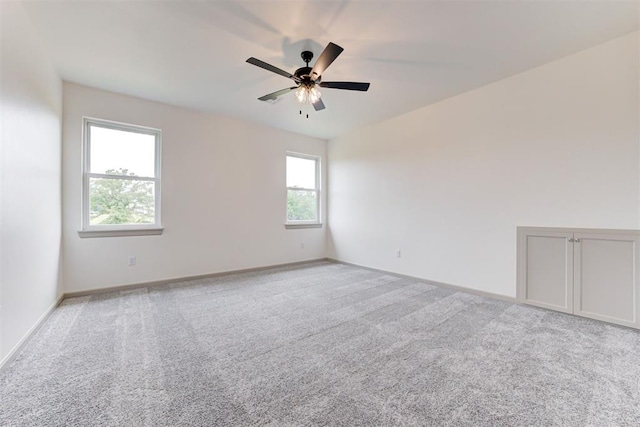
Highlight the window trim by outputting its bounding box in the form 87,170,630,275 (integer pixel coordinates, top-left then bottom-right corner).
285,151,322,228
81,117,163,236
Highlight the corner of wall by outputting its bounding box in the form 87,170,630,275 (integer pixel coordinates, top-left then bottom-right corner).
0,0,64,365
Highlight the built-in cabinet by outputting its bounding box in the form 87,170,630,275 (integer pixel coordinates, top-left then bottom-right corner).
517,227,640,329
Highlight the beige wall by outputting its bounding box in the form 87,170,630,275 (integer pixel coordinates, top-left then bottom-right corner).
327,32,640,298
0,2,63,364
62,83,327,293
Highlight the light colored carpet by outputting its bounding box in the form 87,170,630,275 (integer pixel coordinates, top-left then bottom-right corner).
1,261,639,426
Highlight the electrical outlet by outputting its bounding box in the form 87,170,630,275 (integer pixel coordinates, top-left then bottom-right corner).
396,249,402,258
128,256,136,266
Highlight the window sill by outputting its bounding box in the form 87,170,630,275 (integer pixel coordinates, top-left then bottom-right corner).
78,228,164,238
285,223,323,229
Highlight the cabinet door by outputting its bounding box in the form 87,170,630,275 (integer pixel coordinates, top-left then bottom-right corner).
518,230,574,313
574,233,639,328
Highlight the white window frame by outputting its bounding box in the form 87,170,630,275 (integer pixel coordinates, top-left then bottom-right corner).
285,152,322,229
80,117,163,237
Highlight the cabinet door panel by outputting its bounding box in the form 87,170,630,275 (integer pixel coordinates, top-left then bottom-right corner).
574,233,639,327
519,231,574,313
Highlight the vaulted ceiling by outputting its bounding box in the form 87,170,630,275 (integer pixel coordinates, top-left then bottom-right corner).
23,1,638,139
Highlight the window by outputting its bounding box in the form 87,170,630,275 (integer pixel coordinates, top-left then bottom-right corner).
81,118,162,236
286,153,321,227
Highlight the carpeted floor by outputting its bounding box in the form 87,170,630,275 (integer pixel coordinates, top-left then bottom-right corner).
1,261,639,426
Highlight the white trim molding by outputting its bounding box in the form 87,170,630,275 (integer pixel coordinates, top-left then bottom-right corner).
284,223,323,229
78,228,164,238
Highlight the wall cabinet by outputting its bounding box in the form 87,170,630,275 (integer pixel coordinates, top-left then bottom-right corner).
517,227,640,329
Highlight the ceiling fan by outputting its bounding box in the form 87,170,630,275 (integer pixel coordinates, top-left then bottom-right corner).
246,42,370,111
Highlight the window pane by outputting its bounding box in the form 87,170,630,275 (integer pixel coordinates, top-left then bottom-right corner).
287,189,317,221
89,125,156,177
89,177,155,225
286,156,316,189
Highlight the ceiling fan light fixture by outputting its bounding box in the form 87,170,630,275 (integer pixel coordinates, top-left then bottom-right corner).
309,86,321,104
295,85,321,104
294,85,307,103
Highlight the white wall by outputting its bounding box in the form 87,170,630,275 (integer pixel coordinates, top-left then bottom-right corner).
328,32,640,298
0,2,63,364
62,83,326,293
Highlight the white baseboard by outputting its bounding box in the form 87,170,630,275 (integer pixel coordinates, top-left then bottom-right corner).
64,258,331,298
327,258,516,303
0,293,64,371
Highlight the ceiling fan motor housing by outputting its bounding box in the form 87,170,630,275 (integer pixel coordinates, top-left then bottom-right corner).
294,66,319,86
296,51,320,86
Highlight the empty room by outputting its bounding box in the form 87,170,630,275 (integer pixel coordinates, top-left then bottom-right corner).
2,0,640,425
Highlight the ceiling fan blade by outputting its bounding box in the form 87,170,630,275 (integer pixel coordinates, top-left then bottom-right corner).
247,57,300,82
312,98,326,111
310,42,344,80
319,81,370,91
258,87,298,101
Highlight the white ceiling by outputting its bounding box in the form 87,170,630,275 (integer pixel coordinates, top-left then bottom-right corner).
22,1,638,140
